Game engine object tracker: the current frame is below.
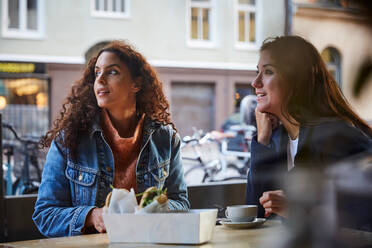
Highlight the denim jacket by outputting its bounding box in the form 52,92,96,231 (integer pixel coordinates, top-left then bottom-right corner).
33,117,190,237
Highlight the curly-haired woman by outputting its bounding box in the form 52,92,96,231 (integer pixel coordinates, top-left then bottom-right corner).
32,40,190,237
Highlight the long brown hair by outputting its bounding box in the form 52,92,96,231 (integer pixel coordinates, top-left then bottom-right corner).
260,36,372,138
41,40,176,158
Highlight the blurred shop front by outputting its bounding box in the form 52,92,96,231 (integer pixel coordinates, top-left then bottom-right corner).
0,62,49,137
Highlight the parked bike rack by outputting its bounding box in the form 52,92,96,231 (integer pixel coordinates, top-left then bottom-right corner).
0,116,44,242
2,123,42,195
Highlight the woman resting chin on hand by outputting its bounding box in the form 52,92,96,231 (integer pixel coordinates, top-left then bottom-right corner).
245,36,372,220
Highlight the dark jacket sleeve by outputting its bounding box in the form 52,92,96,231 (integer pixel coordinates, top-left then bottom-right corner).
246,128,286,218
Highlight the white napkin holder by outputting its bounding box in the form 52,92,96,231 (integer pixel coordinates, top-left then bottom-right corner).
102,209,217,244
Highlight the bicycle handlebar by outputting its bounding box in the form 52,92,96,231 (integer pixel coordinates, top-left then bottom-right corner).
2,122,40,145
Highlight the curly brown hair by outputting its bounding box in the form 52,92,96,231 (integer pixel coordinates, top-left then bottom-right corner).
41,40,176,158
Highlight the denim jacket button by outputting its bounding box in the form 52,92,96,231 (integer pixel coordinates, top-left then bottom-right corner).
106,166,111,172
78,174,83,181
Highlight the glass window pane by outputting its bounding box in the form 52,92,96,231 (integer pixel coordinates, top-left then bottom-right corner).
112,0,116,12
238,11,245,42
249,12,255,42
95,0,99,10
121,0,125,12
321,48,341,87
113,0,121,12
104,0,108,11
321,49,331,63
27,0,38,30
1,78,49,137
239,0,255,4
8,0,20,29
191,7,198,39
202,8,209,40
321,48,340,64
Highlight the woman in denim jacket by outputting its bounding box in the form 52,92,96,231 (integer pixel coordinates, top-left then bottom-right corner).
33,40,190,237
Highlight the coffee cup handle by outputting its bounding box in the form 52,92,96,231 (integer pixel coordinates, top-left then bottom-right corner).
225,209,229,218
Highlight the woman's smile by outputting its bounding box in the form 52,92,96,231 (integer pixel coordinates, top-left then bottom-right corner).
96,87,110,97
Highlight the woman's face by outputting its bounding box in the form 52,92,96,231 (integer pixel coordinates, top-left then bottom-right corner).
252,50,285,117
94,51,139,112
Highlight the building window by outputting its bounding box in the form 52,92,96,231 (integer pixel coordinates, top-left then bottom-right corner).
235,0,257,49
187,0,216,48
321,47,342,88
91,0,130,19
1,0,45,39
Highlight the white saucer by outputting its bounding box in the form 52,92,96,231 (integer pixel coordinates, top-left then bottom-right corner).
220,218,266,229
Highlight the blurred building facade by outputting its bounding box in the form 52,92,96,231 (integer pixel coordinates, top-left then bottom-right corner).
293,0,372,121
0,0,285,137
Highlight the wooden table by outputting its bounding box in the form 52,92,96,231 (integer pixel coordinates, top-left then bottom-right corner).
0,221,284,248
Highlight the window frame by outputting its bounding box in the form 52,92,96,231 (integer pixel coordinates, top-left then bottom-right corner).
1,0,45,40
90,0,130,19
186,0,217,49
234,0,258,50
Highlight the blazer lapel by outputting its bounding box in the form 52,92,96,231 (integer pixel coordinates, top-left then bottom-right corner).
295,126,312,166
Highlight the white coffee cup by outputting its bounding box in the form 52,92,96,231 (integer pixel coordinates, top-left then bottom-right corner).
225,205,257,222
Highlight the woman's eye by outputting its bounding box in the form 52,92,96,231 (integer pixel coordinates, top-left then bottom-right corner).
95,71,101,77
264,69,273,75
109,69,118,75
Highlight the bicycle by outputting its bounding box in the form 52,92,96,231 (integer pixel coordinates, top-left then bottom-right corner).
220,124,256,178
2,122,44,195
182,131,224,184
181,128,252,185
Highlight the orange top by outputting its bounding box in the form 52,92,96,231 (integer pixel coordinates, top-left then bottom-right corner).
101,110,144,192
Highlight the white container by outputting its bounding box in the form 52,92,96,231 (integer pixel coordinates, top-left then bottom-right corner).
102,209,218,244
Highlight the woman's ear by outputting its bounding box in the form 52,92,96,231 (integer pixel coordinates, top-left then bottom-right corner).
132,77,142,93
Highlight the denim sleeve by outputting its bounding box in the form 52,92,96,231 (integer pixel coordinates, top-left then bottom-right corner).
32,140,95,237
165,132,190,211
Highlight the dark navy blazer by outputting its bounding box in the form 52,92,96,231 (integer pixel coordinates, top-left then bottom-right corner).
246,120,372,220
